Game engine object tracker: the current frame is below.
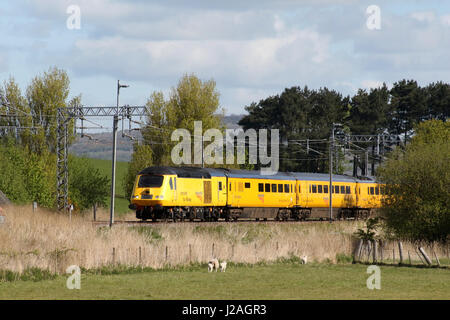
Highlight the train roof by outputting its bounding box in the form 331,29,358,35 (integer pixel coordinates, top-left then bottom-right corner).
138,166,377,183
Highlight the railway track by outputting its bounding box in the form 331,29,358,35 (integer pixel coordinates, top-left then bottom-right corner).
91,218,356,227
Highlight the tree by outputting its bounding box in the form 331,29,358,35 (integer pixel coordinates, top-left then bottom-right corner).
239,86,350,173
26,66,76,153
377,120,450,244
69,157,110,211
389,79,427,142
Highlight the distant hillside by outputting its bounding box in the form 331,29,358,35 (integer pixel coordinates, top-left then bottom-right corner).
69,114,245,161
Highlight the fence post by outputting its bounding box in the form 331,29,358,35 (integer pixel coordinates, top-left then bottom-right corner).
433,250,441,267
353,239,363,263
408,251,411,265
392,248,395,263
165,246,168,263
112,247,116,265
189,244,192,263
418,247,432,266
398,241,404,265
212,243,215,258
139,247,142,265
379,240,383,262
372,240,378,263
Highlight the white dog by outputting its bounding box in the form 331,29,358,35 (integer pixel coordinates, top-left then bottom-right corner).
219,261,227,272
208,258,219,272
301,255,308,264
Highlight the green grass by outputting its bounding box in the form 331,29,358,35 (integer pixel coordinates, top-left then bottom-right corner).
84,158,131,215
1,262,449,299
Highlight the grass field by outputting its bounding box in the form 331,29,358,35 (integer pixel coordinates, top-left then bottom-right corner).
1,261,449,299
84,158,131,216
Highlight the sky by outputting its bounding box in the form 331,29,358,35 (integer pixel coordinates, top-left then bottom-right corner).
1,0,450,121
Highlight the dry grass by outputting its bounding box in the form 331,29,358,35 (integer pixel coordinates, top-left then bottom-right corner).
0,205,448,275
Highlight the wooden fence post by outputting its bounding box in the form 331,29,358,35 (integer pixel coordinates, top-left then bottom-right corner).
408,251,411,265
212,243,215,257
392,248,395,263
112,247,116,265
398,242,404,265
418,247,432,266
433,250,441,267
189,244,192,263
379,240,383,262
165,246,168,262
139,247,142,265
353,239,363,263
372,240,378,263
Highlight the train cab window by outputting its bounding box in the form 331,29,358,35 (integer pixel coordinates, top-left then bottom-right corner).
218,181,222,191
138,175,164,188
346,186,351,194
245,182,251,189
312,185,317,193
169,177,173,190
278,184,283,193
334,186,339,194
290,184,293,193
174,178,177,190
340,186,345,194
265,183,270,192
284,184,289,193
271,184,277,192
318,185,323,193
324,185,328,193
258,183,264,192
370,187,374,195
375,187,379,195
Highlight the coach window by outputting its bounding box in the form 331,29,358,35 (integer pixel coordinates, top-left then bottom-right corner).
218,181,222,191
312,185,317,193
278,184,283,193
324,185,328,193
169,177,173,190
265,183,270,192
245,182,251,189
318,185,323,193
340,186,345,194
334,186,339,194
346,186,351,194
380,186,385,195
229,183,232,191
174,178,177,190
258,183,264,192
271,184,277,192
375,187,379,195
282,184,288,193
298,185,301,193
370,187,374,195
290,184,293,193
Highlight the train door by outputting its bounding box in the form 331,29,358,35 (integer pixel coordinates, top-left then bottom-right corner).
203,180,212,204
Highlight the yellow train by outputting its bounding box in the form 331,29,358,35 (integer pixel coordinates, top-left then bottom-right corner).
129,166,385,221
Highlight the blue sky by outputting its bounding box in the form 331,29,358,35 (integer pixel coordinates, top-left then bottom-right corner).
1,0,449,120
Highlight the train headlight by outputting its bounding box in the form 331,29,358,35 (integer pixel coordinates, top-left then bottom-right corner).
133,195,139,199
